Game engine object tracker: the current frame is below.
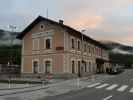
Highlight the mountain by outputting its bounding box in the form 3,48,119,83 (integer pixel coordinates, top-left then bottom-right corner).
100,41,133,55
100,41,133,66
0,29,21,45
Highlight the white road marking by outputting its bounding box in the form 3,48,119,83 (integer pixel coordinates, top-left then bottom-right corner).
129,88,133,93
95,84,109,89
87,83,101,88
103,95,113,100
117,85,128,92
106,84,118,90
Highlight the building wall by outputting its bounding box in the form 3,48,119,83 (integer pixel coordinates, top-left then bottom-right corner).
22,19,109,75
63,32,109,74
22,21,65,74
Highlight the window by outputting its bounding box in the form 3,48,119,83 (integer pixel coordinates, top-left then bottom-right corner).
72,60,75,73
33,60,39,73
77,60,81,76
84,43,87,52
88,62,91,72
92,47,95,54
45,61,51,73
77,40,80,50
40,24,45,30
44,37,52,49
46,39,51,49
71,38,75,49
88,46,91,53
96,47,98,56
99,48,102,56
83,61,87,72
32,39,39,50
84,61,87,72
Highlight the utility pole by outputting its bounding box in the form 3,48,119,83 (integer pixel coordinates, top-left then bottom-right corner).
9,25,16,65
8,25,16,88
80,30,86,77
46,8,49,18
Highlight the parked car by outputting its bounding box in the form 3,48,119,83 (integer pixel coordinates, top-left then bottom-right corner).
107,67,124,75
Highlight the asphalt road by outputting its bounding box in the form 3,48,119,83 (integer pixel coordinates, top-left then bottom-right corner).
42,69,133,100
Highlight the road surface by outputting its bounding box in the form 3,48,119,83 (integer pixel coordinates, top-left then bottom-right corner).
42,69,133,100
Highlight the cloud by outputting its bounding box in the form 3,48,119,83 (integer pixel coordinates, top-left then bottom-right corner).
56,0,133,46
65,13,103,29
0,0,133,46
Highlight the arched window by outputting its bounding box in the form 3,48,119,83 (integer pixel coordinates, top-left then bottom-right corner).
84,43,87,52
33,61,39,73
46,39,51,49
45,61,51,73
84,61,87,72
77,40,80,50
71,60,75,73
88,62,91,72
71,38,75,49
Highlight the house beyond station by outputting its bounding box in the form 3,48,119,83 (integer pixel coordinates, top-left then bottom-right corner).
17,16,110,78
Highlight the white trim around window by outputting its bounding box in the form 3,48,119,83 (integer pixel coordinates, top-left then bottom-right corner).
70,36,75,50
43,58,53,73
77,59,81,74
43,37,52,49
70,58,76,73
77,39,81,51
32,38,40,50
32,59,40,73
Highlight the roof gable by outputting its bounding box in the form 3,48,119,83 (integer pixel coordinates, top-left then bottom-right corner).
17,16,108,50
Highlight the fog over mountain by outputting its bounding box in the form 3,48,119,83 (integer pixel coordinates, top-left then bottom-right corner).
100,40,133,55
0,29,21,45
0,28,133,56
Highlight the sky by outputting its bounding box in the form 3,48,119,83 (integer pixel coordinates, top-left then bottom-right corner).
0,0,133,46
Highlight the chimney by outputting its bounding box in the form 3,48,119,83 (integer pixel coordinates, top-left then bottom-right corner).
59,20,64,24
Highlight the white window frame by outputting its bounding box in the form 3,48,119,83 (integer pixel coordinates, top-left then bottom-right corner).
77,39,81,52
32,38,39,50
70,36,75,50
71,58,76,74
44,37,52,49
43,58,52,73
32,59,40,73
77,59,81,74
